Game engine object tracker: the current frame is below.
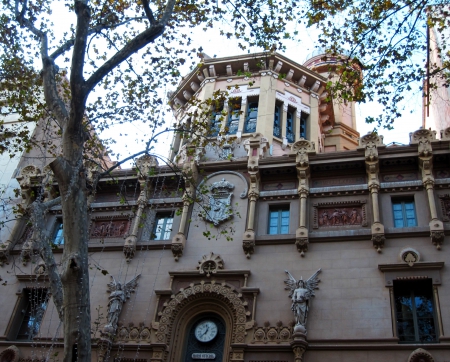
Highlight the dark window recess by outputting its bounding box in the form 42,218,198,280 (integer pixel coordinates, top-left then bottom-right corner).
268,206,290,234
53,220,64,245
244,102,258,133
393,199,417,227
273,104,281,138
227,101,240,135
394,279,437,343
17,288,49,340
286,110,295,143
152,213,174,240
300,113,307,139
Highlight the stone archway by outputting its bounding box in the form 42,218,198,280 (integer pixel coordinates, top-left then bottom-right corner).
407,348,435,362
154,281,251,362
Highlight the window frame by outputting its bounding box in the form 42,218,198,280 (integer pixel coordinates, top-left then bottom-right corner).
151,212,174,241
268,205,290,235
273,103,282,138
244,100,258,133
286,107,295,143
392,198,417,228
227,99,241,135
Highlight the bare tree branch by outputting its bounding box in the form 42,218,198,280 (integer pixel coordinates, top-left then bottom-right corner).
142,0,156,24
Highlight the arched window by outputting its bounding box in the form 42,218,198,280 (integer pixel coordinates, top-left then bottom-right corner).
183,315,226,362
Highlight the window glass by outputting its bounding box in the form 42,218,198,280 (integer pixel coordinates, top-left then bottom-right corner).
244,101,258,133
268,206,290,235
392,199,417,227
273,105,281,138
17,289,49,340
227,100,241,135
394,279,437,343
152,214,174,240
300,113,307,139
53,221,64,245
286,110,294,143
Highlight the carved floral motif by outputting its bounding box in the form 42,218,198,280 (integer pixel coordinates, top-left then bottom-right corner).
251,322,293,344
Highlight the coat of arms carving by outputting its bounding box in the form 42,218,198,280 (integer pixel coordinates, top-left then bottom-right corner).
202,178,234,226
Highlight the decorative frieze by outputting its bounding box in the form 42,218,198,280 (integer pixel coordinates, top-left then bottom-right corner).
90,218,132,239
251,321,293,344
313,201,367,229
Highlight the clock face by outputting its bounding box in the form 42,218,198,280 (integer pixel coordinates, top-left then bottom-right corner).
194,319,218,342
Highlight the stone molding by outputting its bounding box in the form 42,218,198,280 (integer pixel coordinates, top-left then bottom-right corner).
407,348,435,362
378,261,444,286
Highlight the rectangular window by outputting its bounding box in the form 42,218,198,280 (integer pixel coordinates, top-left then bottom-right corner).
392,198,417,227
268,206,290,234
394,279,437,343
53,220,64,245
17,288,49,340
286,107,295,143
300,112,307,139
273,104,281,138
210,104,223,137
227,99,241,135
244,101,258,133
152,213,174,240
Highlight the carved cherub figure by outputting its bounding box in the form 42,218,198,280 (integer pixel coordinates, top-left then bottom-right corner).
284,269,321,329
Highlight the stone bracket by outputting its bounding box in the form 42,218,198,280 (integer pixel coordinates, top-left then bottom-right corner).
242,230,255,259
371,222,385,252
295,227,309,257
171,233,186,261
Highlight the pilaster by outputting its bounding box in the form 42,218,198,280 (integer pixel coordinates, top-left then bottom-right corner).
172,144,199,260
410,129,443,249
358,133,386,252
242,133,267,258
123,155,158,262
291,139,315,256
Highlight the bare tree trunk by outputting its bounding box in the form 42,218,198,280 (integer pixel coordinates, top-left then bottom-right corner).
52,157,91,362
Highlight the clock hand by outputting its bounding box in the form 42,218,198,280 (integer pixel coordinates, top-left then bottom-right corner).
202,325,209,336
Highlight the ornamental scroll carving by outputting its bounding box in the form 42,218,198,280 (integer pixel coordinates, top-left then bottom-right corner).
155,281,251,345
313,201,367,229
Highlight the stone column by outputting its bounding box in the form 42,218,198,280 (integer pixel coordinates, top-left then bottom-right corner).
242,134,266,258
309,94,320,152
281,102,288,139
123,155,158,262
171,145,198,260
291,139,315,256
358,133,386,252
410,129,444,249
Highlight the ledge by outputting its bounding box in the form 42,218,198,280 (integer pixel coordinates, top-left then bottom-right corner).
310,184,368,194
168,270,251,278
378,261,444,272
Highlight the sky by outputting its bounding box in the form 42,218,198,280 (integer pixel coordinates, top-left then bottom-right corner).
50,4,424,167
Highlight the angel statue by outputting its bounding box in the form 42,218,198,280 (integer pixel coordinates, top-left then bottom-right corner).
284,269,321,331
103,274,141,333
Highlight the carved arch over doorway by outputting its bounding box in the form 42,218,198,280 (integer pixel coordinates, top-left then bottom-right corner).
155,281,251,361
407,348,435,362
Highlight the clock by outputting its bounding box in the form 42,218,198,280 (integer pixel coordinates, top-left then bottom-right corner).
194,319,218,342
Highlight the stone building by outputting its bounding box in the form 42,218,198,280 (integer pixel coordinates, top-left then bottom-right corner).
0,52,450,362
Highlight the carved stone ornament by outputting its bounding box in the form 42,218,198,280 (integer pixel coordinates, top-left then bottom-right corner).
291,139,315,168
135,154,159,179
242,238,255,259
371,233,386,252
399,247,421,267
407,348,435,362
358,132,384,162
284,269,321,332
197,252,224,276
0,240,13,267
251,321,293,344
102,274,141,335
440,127,450,141
90,218,132,239
410,128,436,157
430,230,444,250
0,345,20,362
155,281,251,345
313,201,367,229
201,178,234,226
438,194,450,221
